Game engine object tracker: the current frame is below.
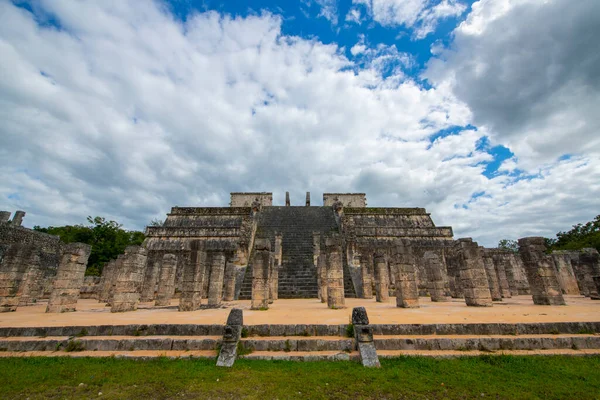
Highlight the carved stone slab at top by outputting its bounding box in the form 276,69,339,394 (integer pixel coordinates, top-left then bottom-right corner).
351,307,380,368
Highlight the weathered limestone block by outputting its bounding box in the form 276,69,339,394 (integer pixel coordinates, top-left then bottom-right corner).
455,239,493,307
518,237,566,305
325,235,345,309
305,192,310,206
424,250,448,302
155,254,177,306
360,252,374,299
374,251,389,303
111,246,148,313
487,250,512,298
593,277,600,300
140,255,161,302
11,211,25,227
207,252,226,307
551,251,581,295
269,253,278,302
0,211,10,224
180,248,206,311
445,248,464,298
568,251,589,296
223,260,238,302
579,248,600,300
251,239,271,310
352,307,380,368
481,248,502,301
46,243,91,313
0,244,37,312
17,255,44,306
216,308,243,367
317,253,328,302
98,260,116,303
390,243,419,308
79,276,100,299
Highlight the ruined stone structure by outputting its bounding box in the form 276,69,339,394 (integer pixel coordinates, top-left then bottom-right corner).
46,243,91,313
450,239,493,307
111,246,148,312
390,242,420,308
518,237,566,305
155,254,177,306
551,251,581,295
481,248,503,301
578,248,600,300
251,239,272,310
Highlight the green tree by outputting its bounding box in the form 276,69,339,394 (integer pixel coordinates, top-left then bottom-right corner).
34,216,145,276
497,239,518,253
548,215,600,252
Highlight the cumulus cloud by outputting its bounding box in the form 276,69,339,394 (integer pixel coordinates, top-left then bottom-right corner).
425,0,600,168
355,0,467,39
1,0,598,248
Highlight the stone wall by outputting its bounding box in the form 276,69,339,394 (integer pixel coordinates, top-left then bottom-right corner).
323,193,367,207
230,192,273,207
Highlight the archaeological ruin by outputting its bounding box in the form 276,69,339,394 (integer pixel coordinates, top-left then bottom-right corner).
1,194,600,363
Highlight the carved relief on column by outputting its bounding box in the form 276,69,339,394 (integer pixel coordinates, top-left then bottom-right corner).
518,237,566,305
111,246,148,313
140,253,161,302
251,239,271,310
423,250,448,302
390,241,419,308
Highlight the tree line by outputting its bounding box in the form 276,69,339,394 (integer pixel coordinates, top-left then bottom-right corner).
34,216,145,276
498,214,600,253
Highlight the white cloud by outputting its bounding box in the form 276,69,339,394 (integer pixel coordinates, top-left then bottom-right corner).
355,0,467,39
1,0,598,249
302,0,339,25
345,7,363,24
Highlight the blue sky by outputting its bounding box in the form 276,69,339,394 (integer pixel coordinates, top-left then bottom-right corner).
1,0,599,246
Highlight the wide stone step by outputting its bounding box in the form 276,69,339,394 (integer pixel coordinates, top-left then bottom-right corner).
0,350,217,359
0,335,221,352
240,336,354,352
373,334,600,351
240,351,359,361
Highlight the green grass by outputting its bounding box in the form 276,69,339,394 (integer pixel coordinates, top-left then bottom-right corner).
1,356,599,399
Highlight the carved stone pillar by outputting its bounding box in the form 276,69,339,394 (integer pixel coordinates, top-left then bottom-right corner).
251,239,271,310
140,254,161,302
424,250,448,302
0,211,10,224
98,260,116,304
390,242,419,308
579,248,600,300
551,251,581,295
11,211,25,226
455,239,493,307
481,248,502,301
207,251,226,307
518,237,566,305
155,254,177,306
46,243,91,313
180,248,206,311
318,253,328,302
0,244,37,312
374,251,389,302
325,235,345,309
361,251,374,299
111,246,148,312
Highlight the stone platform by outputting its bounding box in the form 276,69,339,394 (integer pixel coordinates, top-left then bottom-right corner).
0,295,598,328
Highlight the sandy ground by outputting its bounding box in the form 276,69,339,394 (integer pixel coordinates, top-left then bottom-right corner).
1,295,599,327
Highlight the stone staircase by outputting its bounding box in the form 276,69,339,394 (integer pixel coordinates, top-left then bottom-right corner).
239,207,341,299
1,322,599,359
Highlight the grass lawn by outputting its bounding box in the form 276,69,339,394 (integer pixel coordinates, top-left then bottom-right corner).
1,355,599,399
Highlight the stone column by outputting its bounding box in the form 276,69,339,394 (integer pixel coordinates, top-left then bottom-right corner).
216,308,244,367
0,244,36,312
269,252,278,302
306,192,311,206
180,248,206,311
207,251,226,307
579,248,600,300
593,277,600,300
0,211,10,224
18,262,44,306
46,243,91,313
251,239,271,310
374,251,389,302
140,254,161,302
424,250,448,302
98,260,116,303
11,211,25,226
551,251,581,295
325,235,345,309
481,248,502,301
318,253,328,302
111,246,148,312
489,251,512,298
517,237,566,305
455,239,493,307
222,260,238,302
352,307,380,368
360,252,374,299
285,192,290,206
568,251,589,296
445,248,464,298
274,234,283,268
390,242,419,308
155,254,177,306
